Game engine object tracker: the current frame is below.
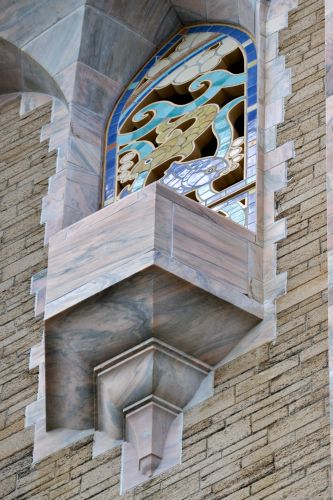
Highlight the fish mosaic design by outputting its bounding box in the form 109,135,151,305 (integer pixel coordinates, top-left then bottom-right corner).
104,25,257,230
161,157,229,195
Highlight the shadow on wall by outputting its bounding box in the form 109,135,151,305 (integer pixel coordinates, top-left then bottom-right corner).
0,37,66,103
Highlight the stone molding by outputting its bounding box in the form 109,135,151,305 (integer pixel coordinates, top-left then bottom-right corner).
95,339,210,489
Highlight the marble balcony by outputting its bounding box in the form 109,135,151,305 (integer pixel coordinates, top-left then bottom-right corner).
43,182,263,490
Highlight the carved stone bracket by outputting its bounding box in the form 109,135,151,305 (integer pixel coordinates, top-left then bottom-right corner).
125,401,178,477
94,339,211,482
38,183,265,491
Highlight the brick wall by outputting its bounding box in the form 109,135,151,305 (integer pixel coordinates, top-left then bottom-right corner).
0,98,56,497
0,0,331,498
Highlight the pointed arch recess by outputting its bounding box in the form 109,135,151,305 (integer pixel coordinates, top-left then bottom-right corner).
103,24,257,231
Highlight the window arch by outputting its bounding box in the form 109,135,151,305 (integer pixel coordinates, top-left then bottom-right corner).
104,24,257,230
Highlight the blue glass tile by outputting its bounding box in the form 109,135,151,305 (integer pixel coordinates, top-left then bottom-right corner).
247,125,256,140
157,44,172,57
110,122,119,134
106,167,115,182
218,26,232,34
118,97,128,107
247,151,256,163
246,168,256,178
246,54,257,64
107,149,116,161
188,26,208,33
248,109,257,122
245,45,256,57
247,84,257,98
248,132,256,143
248,94,256,107
247,145,257,156
248,67,257,80
107,131,118,144
105,167,115,181
112,108,122,118
247,122,257,138
227,30,249,44
247,75,257,89
247,157,256,169
245,46,257,59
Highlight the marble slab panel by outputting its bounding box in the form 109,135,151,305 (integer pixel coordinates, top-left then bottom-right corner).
65,136,101,175
45,266,260,429
69,104,104,149
172,203,249,293
23,7,84,77
0,0,85,47
154,252,263,319
154,184,256,242
20,93,52,116
263,142,294,171
267,0,298,20
33,419,93,464
45,183,261,319
266,12,289,36
55,61,122,118
71,62,122,116
79,6,155,85
53,62,77,103
86,0,182,46
125,402,178,477
170,0,207,22
63,166,101,216
238,0,257,35
22,53,65,100
121,414,182,493
0,38,24,94
31,269,47,317
46,192,156,306
265,98,284,128
206,0,240,23
265,32,279,63
171,0,257,35
265,57,291,104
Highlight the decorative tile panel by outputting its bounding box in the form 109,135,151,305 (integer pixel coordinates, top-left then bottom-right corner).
104,25,257,230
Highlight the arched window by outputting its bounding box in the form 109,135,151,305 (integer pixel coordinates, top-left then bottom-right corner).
104,24,257,230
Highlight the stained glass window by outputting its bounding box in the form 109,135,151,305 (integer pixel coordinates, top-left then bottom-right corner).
103,25,257,230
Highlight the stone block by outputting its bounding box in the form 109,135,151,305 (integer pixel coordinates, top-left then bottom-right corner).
0,0,85,48
170,0,206,23
79,6,155,85
23,8,84,77
86,0,182,46
206,0,239,23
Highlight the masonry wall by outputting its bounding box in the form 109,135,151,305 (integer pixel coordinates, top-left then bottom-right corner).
0,0,331,498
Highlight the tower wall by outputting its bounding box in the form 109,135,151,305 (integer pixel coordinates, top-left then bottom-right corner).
0,0,331,498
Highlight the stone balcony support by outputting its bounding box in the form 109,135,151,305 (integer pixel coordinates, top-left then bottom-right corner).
42,182,264,490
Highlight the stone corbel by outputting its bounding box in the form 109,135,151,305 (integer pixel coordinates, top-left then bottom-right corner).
95,339,211,483
40,182,264,492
